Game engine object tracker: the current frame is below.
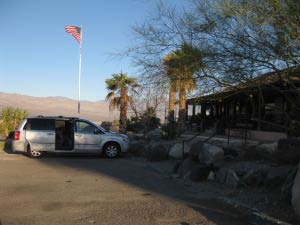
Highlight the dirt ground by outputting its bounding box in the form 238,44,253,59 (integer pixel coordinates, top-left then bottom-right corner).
0,139,298,224
0,151,252,225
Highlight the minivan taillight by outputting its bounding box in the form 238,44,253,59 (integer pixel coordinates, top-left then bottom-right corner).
14,131,21,140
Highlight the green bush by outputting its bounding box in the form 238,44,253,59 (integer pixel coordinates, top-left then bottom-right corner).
126,109,161,133
0,107,28,138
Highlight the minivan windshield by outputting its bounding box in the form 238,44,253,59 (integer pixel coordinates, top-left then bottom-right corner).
97,125,109,133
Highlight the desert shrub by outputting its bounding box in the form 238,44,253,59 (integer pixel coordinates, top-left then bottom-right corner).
110,120,120,132
101,121,112,130
162,121,178,139
127,107,161,133
141,107,160,132
126,116,143,133
0,107,28,137
145,116,160,131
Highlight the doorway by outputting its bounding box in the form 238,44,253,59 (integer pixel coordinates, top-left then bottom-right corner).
55,120,74,151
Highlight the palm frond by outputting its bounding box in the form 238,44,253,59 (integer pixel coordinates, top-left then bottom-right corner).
105,91,115,102
105,79,117,90
109,97,121,111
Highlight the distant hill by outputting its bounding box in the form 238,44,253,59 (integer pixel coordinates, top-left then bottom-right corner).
0,92,118,123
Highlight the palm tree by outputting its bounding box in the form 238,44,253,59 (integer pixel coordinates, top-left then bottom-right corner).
163,55,179,123
163,43,204,129
105,73,138,133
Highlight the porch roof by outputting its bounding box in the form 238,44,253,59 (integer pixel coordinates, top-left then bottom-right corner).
187,67,300,104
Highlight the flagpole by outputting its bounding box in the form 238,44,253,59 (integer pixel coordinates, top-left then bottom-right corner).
78,25,82,117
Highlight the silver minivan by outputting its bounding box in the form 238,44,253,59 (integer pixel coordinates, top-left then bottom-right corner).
12,116,129,158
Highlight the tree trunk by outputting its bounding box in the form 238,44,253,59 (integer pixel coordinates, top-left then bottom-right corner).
119,88,128,133
168,85,175,122
178,87,186,132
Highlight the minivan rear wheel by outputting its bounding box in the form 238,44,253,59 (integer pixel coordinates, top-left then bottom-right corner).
103,142,120,159
27,145,43,158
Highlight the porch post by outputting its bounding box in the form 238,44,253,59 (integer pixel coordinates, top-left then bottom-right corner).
201,102,206,118
233,97,237,123
192,104,196,117
216,102,219,118
258,88,261,131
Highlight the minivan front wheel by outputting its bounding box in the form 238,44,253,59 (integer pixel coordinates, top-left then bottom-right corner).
27,145,43,158
103,142,120,159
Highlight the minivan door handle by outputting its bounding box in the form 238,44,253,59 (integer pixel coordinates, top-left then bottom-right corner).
47,133,54,136
75,134,82,137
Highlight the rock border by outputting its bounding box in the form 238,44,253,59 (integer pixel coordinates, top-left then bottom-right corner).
145,161,294,225
219,197,293,225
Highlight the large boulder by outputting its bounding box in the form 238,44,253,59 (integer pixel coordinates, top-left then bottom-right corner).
169,143,191,159
225,169,241,188
145,128,163,141
198,143,224,165
233,162,275,187
292,163,300,217
190,164,211,182
241,146,273,161
145,141,169,161
241,165,269,186
199,143,224,164
256,142,278,154
232,161,260,177
276,139,300,165
189,142,224,165
223,147,239,158
177,158,197,177
281,167,298,203
264,166,292,188
215,168,241,188
128,140,146,156
189,142,202,161
215,168,229,184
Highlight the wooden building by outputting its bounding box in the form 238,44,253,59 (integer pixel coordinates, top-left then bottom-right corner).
186,68,300,141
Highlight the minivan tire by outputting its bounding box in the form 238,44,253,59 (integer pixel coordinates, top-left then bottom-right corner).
103,142,120,159
27,145,43,158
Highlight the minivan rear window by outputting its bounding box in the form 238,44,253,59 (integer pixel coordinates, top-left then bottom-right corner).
25,119,55,131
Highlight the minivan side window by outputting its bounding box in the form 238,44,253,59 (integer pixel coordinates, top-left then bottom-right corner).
75,121,98,134
25,119,55,131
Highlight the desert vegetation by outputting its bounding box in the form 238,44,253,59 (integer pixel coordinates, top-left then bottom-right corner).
0,107,28,138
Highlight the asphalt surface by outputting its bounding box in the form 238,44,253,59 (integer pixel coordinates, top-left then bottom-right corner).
0,151,251,225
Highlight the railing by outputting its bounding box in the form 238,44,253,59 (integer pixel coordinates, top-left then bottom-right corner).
227,126,249,144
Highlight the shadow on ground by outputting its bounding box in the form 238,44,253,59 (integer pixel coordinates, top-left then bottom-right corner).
15,151,251,225
3,139,14,154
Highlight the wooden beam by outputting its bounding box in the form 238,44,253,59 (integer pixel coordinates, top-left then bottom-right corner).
258,88,261,131
192,104,196,116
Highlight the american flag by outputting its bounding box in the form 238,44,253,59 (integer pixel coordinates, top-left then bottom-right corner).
65,26,81,43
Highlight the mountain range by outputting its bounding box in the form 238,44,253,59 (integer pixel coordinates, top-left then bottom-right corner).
0,92,118,123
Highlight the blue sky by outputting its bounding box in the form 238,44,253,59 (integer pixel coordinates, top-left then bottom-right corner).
0,0,167,101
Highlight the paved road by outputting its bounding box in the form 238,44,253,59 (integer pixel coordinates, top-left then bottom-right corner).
0,151,251,225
